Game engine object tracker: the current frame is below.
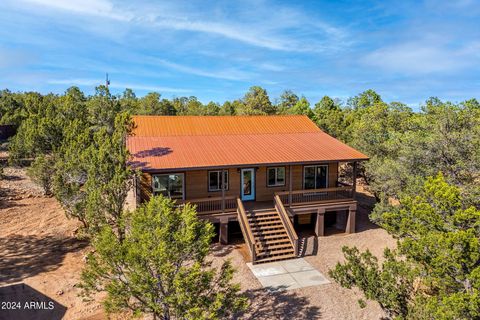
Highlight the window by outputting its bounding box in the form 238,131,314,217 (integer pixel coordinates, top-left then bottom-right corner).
267,167,286,187
208,170,229,192
152,173,184,199
303,165,328,189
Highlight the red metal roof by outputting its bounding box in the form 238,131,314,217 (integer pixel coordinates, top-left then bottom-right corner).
128,115,368,171
131,115,321,136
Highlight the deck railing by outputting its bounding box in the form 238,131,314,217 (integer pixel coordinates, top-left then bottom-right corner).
274,195,299,256
275,186,354,207
236,198,256,262
176,196,237,214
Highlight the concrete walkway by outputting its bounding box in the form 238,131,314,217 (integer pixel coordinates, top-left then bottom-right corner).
246,258,329,291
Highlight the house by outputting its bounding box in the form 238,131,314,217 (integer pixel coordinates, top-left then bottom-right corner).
127,115,368,264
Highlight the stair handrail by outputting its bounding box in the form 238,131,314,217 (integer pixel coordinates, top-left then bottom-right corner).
236,198,256,262
274,195,299,256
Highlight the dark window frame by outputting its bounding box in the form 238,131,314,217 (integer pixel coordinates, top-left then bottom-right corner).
303,165,328,190
266,166,286,187
152,173,185,200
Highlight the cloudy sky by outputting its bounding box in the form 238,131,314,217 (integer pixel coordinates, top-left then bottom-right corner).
1,0,479,107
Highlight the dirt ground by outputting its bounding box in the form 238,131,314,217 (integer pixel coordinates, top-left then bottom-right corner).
0,162,395,319
0,165,106,319
211,185,396,320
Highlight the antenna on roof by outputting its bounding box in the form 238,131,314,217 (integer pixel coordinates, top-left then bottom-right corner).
105,73,110,88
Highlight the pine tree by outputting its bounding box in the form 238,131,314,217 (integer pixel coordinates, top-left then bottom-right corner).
81,196,248,320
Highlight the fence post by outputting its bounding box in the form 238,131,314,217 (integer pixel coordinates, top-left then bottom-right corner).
221,170,226,212
352,161,357,199
288,165,293,205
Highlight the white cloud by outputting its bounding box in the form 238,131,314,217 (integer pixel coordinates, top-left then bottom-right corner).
258,63,285,72
147,17,300,52
20,0,132,20
148,58,254,81
16,0,347,52
48,78,190,93
362,42,479,75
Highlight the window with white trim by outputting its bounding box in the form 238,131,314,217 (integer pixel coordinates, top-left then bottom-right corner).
208,170,229,192
267,167,286,187
152,173,184,199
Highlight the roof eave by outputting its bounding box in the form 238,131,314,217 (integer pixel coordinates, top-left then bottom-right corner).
133,157,369,173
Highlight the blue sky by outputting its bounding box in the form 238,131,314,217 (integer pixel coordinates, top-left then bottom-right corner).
1,0,479,107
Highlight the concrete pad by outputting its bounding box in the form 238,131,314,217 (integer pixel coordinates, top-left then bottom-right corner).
256,273,301,291
247,258,329,291
279,258,315,273
246,262,287,277
290,269,330,288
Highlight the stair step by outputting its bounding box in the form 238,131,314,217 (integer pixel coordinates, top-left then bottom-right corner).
247,211,278,217
249,207,275,213
256,246,293,255
250,220,284,226
252,227,285,235
255,238,291,246
251,225,285,233
255,253,297,264
256,242,292,251
255,238,291,247
257,248,294,257
248,216,281,222
253,228,287,236
254,233,289,241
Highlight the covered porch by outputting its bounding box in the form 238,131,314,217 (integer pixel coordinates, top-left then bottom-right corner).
175,162,359,248
177,162,359,214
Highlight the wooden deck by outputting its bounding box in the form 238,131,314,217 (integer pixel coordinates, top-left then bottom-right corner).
177,187,358,263
243,200,275,212
180,186,355,215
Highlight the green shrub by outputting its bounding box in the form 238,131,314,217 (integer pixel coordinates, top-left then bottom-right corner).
27,154,55,195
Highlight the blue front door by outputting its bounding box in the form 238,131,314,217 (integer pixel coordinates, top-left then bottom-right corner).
241,168,255,201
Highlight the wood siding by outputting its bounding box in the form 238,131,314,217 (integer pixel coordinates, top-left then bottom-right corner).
138,162,339,204
139,172,152,203
185,168,240,199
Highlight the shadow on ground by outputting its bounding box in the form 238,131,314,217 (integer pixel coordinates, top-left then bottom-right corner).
210,243,237,258
237,287,321,319
355,203,380,233
297,234,318,257
0,186,29,209
0,283,66,320
0,234,88,285
1,173,22,181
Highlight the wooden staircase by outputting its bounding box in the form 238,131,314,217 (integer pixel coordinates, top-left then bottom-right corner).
247,209,297,263
237,198,299,264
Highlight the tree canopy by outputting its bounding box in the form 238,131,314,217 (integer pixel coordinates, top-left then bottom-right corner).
330,174,480,319
3,85,480,318
81,196,247,319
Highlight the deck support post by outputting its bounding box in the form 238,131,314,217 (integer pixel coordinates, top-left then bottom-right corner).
288,165,293,205
315,208,325,237
346,204,356,234
352,161,357,199
221,170,226,212
219,217,229,244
